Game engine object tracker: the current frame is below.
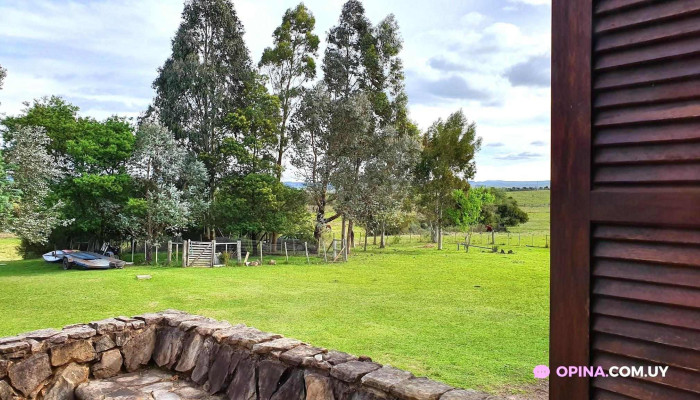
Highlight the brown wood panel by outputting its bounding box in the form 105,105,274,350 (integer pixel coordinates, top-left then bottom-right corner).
593,333,700,371
593,240,700,266
594,121,700,146
593,297,700,330
595,1,700,34
593,352,700,393
592,225,700,244
594,142,700,164
594,57,700,89
594,79,700,109
591,189,700,226
592,389,639,400
551,1,592,399
593,277,700,307
593,260,700,289
595,36,700,70
594,100,700,127
593,377,699,400
595,13,700,52
594,163,700,184
592,315,700,350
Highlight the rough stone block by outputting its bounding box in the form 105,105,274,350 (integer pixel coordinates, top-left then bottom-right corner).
94,335,117,353
50,340,96,366
305,372,335,400
252,337,302,355
271,369,305,400
331,360,382,383
0,380,18,400
62,325,96,340
174,332,204,372
133,313,164,325
215,326,281,349
257,360,287,400
8,352,52,396
206,345,237,394
0,341,29,358
152,327,186,368
122,326,157,372
89,318,127,334
225,357,256,400
390,377,453,400
44,362,89,400
20,328,60,341
0,359,7,379
191,336,217,385
362,366,413,392
92,349,123,379
440,389,491,400
281,345,326,366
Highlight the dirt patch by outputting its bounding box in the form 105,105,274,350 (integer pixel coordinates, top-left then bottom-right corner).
498,380,548,400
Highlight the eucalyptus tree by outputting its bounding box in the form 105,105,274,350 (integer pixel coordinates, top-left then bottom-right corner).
125,123,208,262
415,110,482,250
322,0,409,247
259,3,319,180
152,0,254,218
5,126,69,244
0,64,6,106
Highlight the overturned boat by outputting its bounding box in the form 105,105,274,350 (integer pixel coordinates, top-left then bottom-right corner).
43,250,126,270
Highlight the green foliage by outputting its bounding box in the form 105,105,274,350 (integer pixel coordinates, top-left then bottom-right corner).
479,188,529,229
152,0,255,191
446,187,494,231
213,173,310,239
260,3,319,178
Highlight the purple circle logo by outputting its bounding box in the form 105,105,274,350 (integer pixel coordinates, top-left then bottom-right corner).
533,365,550,379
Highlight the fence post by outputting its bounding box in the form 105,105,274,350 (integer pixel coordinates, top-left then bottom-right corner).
131,240,135,263
175,243,179,264
259,241,263,264
236,240,242,264
343,239,348,262
285,242,289,262
305,242,309,264
155,243,158,264
168,241,172,264
518,233,521,246
546,235,549,248
333,240,337,260
182,240,188,267
211,239,216,267
322,239,328,263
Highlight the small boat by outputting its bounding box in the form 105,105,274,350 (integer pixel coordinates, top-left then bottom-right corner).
42,250,75,263
43,250,126,270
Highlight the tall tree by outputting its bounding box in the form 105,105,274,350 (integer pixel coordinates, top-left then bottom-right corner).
0,64,6,107
124,123,208,262
259,3,319,180
415,110,482,250
152,0,255,238
5,126,69,245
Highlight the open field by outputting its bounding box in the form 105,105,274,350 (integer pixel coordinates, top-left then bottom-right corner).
0,238,548,395
506,190,550,234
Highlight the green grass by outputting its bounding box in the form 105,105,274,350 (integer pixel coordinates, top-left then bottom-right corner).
506,190,550,234
0,240,548,394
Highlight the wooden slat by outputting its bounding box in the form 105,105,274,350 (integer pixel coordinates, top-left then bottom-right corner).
596,13,700,52
593,240,700,266
596,36,700,70
594,121,700,146
595,0,652,15
594,57,700,89
594,100,700,127
591,189,700,226
593,259,700,289
594,79,700,109
594,163,700,184
592,297,700,330
595,1,700,34
593,333,700,371
592,225,700,244
593,277,700,307
593,388,639,400
593,315,700,350
594,142,700,164
593,352,700,393
551,1,592,399
593,376,699,400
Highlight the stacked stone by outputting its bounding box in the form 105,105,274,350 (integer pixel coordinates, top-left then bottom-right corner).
0,311,497,400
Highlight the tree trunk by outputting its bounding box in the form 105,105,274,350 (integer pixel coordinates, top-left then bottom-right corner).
380,220,386,249
347,220,354,255
364,230,368,251
437,223,443,250
341,216,346,248
271,232,279,253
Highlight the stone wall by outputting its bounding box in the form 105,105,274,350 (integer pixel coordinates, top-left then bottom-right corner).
0,310,497,400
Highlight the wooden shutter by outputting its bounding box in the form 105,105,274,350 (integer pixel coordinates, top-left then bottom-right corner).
552,1,700,399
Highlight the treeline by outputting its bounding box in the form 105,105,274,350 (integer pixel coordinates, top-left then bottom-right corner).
0,0,528,258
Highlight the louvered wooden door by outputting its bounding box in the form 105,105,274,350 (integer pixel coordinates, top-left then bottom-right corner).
552,1,700,399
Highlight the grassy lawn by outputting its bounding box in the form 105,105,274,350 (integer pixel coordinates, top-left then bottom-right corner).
506,190,550,233
0,237,548,394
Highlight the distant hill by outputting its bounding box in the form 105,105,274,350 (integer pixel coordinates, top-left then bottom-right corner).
469,180,550,189
284,180,550,189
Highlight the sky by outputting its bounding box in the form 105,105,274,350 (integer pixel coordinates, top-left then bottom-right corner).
0,0,551,181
